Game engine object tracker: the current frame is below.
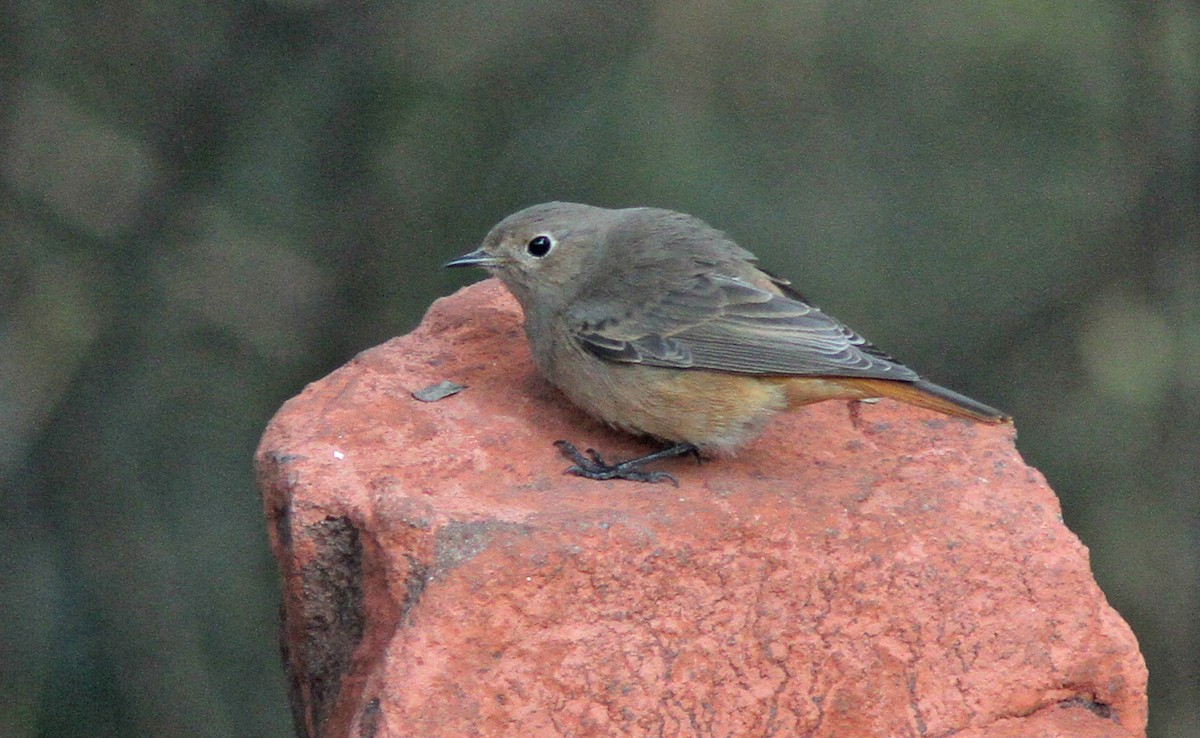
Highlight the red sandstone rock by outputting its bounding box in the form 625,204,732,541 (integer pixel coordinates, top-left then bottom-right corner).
256,279,1147,738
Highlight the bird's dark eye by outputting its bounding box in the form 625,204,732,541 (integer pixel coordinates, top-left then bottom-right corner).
526,234,554,257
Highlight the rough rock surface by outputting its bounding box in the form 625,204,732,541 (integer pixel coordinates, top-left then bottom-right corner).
255,279,1147,738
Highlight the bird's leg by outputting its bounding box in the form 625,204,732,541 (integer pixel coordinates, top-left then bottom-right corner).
846,397,880,431
553,440,700,486
847,399,865,430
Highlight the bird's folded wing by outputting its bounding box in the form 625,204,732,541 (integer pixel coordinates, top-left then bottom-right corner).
571,274,919,380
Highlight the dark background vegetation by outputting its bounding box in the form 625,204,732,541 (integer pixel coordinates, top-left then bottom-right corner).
2,2,1196,736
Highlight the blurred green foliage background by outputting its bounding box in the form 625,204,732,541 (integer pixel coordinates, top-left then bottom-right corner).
2,1,1196,736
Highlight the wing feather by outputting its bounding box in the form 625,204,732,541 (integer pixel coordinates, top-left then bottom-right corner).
571,274,918,381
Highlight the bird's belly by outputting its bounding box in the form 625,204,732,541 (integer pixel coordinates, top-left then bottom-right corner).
541,347,790,452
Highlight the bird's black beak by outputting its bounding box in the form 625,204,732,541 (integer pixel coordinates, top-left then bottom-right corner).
443,248,502,269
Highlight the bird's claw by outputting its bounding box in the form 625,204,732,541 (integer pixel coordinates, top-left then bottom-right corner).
553,440,680,486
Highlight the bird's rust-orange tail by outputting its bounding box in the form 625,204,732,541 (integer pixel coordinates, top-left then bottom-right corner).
831,377,1011,424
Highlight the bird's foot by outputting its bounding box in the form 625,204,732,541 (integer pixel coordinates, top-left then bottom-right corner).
553,440,700,486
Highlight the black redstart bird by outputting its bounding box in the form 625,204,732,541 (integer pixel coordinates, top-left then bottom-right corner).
446,202,1009,484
